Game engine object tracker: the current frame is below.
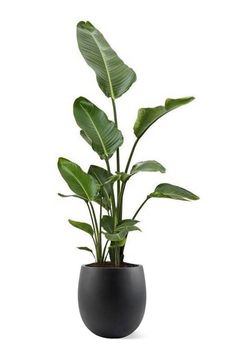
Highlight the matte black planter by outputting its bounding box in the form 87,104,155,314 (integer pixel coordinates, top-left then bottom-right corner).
78,264,146,338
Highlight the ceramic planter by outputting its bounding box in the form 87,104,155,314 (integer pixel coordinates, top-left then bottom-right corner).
78,264,146,338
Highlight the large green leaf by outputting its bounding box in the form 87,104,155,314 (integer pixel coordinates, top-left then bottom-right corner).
134,97,195,138
77,21,136,99
130,160,166,175
88,165,112,210
73,97,123,159
149,183,199,201
68,220,94,236
57,158,98,201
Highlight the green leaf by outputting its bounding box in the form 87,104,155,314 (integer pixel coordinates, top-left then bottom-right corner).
57,158,98,201
104,229,128,241
73,97,123,159
77,21,137,99
88,165,112,210
116,219,139,229
77,246,95,258
80,130,92,146
115,224,141,233
134,97,195,138
130,160,166,175
103,173,122,184
68,220,94,236
101,215,114,233
104,226,139,241
103,219,140,241
149,183,199,201
58,193,79,198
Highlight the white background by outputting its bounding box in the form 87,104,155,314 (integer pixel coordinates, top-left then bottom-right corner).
1,0,235,346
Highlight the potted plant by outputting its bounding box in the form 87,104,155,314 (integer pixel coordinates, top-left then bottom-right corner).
58,20,199,338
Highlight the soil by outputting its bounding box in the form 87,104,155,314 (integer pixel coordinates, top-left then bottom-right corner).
86,262,138,268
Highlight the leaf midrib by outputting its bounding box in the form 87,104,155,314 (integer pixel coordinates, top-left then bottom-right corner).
90,32,115,99
80,103,109,158
63,165,90,200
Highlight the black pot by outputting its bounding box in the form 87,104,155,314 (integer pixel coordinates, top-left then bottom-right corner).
78,264,146,338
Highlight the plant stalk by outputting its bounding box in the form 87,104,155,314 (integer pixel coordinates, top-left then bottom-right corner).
124,137,139,174
105,158,117,227
99,195,103,261
132,196,150,220
117,137,140,222
86,202,99,261
90,202,102,262
111,98,121,200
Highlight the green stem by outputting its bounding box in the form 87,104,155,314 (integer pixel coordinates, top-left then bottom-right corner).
124,138,139,173
90,202,101,262
86,201,98,261
87,202,96,235
105,158,117,227
117,181,126,221
99,195,103,260
102,239,109,262
114,245,120,267
117,138,140,222
111,98,121,201
132,196,150,220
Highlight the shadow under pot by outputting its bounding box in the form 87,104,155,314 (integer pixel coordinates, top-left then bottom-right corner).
78,263,146,338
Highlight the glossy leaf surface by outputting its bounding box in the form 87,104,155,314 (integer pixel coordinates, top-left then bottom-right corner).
74,97,123,159
134,97,195,138
57,158,98,201
77,21,136,99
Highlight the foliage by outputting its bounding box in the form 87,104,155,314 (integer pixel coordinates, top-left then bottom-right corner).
58,21,199,266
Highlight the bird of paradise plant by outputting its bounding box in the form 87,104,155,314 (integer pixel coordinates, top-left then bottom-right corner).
58,21,199,266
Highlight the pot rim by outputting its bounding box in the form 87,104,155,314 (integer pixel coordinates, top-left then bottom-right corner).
81,263,143,270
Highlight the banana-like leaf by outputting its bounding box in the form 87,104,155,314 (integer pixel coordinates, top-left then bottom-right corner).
77,246,95,258
57,158,98,201
77,21,137,99
104,226,139,241
68,220,94,236
73,97,123,159
103,219,140,241
101,215,114,233
80,130,92,146
103,173,122,184
134,97,195,138
88,165,112,210
130,160,166,175
149,183,199,201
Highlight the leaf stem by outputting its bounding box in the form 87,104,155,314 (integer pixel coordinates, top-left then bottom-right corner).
99,194,103,259
111,98,121,200
124,137,140,173
90,202,101,262
86,202,96,240
86,201,99,261
117,182,126,221
132,196,150,220
118,137,140,225
102,239,109,262
105,158,117,227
